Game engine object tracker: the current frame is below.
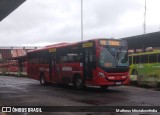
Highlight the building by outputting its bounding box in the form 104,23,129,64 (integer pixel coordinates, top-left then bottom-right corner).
0,0,26,21
121,31,160,50
0,47,38,62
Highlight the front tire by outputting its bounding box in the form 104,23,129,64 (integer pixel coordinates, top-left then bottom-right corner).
100,85,109,89
40,74,47,86
73,76,83,89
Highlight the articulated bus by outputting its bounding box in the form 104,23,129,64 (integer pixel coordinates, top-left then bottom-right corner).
27,39,129,89
129,48,160,87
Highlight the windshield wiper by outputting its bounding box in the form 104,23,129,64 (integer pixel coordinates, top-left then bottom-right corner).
105,46,115,57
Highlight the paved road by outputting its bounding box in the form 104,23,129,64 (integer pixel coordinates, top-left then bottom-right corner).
0,76,160,115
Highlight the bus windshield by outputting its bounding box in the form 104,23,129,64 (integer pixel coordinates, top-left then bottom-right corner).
98,40,128,70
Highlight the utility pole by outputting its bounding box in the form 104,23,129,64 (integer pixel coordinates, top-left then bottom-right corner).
144,0,147,34
81,0,83,41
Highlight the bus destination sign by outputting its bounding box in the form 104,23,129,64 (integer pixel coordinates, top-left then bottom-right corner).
49,48,56,52
109,41,120,46
99,40,121,46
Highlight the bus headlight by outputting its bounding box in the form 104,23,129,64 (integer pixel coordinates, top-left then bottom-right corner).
99,72,105,78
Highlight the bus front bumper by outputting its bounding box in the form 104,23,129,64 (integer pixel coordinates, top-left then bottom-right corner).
93,72,130,86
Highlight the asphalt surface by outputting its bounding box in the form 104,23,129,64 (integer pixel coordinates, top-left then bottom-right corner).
0,76,160,115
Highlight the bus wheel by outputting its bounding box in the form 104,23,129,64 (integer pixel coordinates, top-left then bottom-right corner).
74,76,83,89
40,74,47,86
157,82,160,88
100,85,109,89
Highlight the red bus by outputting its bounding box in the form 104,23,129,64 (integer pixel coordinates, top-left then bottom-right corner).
27,39,129,89
0,56,27,76
7,61,19,75
0,61,19,75
0,63,7,75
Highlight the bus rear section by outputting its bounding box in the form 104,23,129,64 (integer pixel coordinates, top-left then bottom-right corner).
27,39,129,89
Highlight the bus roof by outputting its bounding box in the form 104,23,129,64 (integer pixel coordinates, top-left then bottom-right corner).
45,43,69,48
129,50,160,56
27,38,126,53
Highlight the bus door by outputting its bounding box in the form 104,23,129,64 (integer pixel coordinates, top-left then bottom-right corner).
83,47,96,81
49,52,57,81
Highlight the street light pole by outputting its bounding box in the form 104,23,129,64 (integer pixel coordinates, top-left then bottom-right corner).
81,0,83,41
144,0,146,34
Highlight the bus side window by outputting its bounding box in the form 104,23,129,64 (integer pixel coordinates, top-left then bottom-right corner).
158,53,160,63
59,47,82,63
90,48,96,68
141,54,148,64
133,56,140,64
129,56,132,65
149,54,157,63
39,51,49,64
28,53,39,64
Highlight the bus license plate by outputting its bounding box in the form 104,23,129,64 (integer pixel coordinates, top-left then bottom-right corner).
116,82,121,85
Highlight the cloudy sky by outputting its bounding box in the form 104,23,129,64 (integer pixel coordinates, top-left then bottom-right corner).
0,0,160,46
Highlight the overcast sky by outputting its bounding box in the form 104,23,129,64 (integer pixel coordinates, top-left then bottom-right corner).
0,0,160,46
